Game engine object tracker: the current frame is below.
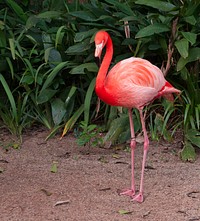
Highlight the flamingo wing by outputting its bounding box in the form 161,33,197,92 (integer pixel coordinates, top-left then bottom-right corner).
105,57,166,108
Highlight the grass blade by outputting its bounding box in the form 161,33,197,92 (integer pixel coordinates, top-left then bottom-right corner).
6,57,14,79
195,105,200,130
84,77,96,126
0,74,17,120
61,104,84,138
55,25,66,49
40,61,71,92
8,38,16,60
6,0,27,22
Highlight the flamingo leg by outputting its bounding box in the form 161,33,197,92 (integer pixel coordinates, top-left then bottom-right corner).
132,109,149,203
120,109,136,198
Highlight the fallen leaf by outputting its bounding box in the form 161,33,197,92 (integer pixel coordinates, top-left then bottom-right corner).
188,217,200,221
98,156,108,163
51,161,58,173
99,187,111,191
145,165,156,170
12,143,20,149
54,200,70,206
41,188,52,196
0,167,4,173
118,209,133,215
136,133,144,143
112,154,120,159
187,191,200,198
142,210,151,217
0,159,9,163
57,152,71,158
114,161,128,164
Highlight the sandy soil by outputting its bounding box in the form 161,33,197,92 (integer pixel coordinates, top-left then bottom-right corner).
0,128,200,221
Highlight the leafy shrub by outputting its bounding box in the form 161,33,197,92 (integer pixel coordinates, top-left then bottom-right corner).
0,0,199,161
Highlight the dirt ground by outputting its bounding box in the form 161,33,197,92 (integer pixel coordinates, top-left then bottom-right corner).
0,127,200,221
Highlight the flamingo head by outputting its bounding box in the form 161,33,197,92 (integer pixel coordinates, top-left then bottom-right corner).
94,31,108,59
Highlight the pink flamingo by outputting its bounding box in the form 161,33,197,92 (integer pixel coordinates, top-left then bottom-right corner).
94,30,180,203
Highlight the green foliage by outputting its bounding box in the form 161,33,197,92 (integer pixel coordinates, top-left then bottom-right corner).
0,0,199,161
148,99,182,142
103,109,141,145
0,74,31,139
0,0,98,138
50,161,58,173
76,121,103,147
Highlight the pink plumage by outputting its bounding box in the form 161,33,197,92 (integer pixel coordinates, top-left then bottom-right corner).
94,30,180,202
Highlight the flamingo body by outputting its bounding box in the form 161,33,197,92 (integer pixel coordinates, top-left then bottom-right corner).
94,30,180,203
96,57,177,109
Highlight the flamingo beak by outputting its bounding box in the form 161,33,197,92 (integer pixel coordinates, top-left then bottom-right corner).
95,42,103,59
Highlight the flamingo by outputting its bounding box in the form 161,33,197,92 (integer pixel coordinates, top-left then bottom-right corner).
94,30,180,203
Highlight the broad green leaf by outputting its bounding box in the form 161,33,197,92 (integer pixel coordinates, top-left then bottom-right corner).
135,23,169,38
51,98,66,125
103,114,130,144
181,32,197,45
175,39,189,59
37,11,62,19
70,63,98,74
184,16,196,25
177,48,200,71
74,29,97,43
66,41,90,54
40,61,71,92
120,16,141,22
44,48,62,66
105,0,133,15
96,15,116,23
26,15,40,29
44,47,53,63
21,75,34,85
181,141,196,162
37,89,57,104
186,129,200,148
135,0,176,12
69,11,96,21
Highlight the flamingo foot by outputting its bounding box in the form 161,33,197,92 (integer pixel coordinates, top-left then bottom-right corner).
131,192,144,203
120,189,135,198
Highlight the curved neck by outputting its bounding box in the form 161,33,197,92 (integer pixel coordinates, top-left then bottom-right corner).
96,35,113,89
